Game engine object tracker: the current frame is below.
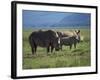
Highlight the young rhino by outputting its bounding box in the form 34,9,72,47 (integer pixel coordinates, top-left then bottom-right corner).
59,30,80,50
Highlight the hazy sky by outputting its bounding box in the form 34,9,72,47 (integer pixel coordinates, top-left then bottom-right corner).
22,10,90,28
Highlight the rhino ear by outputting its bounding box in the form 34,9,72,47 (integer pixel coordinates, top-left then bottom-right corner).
78,30,80,33
57,31,59,34
73,30,77,35
77,30,80,34
74,30,78,32
75,30,80,34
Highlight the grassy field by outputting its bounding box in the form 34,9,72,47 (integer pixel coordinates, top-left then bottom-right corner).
23,28,91,69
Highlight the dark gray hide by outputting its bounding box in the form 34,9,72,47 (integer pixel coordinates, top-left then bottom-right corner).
57,30,80,50
29,30,60,54
60,36,79,50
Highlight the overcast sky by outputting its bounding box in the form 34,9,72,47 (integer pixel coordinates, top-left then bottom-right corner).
22,10,90,28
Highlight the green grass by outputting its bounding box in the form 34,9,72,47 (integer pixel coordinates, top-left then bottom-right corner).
22,28,91,69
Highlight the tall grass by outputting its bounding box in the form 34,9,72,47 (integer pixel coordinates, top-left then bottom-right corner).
23,28,91,69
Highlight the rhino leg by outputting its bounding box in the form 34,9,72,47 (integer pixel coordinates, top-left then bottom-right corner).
34,46,37,53
30,43,36,55
31,47,35,55
74,43,76,48
51,45,54,53
60,45,62,50
70,45,72,50
47,46,50,53
29,40,36,55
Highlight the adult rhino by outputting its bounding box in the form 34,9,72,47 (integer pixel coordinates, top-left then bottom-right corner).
29,30,60,55
57,30,78,38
